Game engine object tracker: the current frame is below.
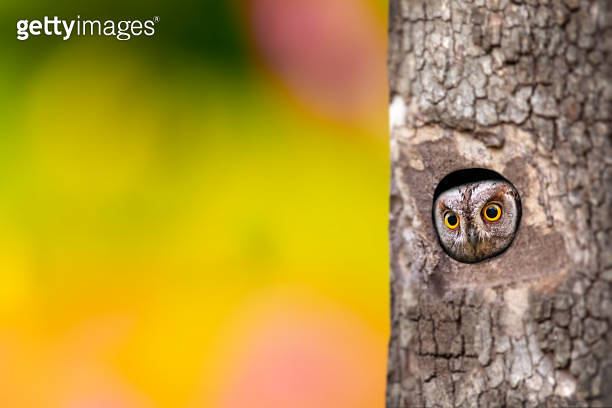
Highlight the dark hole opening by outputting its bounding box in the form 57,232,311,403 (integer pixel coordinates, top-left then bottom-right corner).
433,168,509,202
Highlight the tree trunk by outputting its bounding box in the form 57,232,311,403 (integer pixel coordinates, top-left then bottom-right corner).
386,0,611,407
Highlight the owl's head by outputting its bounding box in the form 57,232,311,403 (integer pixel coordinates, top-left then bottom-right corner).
433,178,521,263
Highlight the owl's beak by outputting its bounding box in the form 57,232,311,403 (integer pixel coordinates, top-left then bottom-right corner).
468,228,479,249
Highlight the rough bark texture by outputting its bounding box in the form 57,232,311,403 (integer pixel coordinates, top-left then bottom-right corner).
386,0,612,406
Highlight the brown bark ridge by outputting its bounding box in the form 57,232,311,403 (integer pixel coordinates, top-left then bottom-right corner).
386,0,612,406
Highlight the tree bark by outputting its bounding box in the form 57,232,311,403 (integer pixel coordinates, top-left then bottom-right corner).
386,0,611,406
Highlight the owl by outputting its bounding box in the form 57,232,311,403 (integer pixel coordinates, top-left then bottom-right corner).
433,179,521,263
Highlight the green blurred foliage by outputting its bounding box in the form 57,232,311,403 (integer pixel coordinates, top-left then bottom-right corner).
0,0,389,406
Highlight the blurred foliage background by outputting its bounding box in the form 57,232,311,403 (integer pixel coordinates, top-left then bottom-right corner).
0,0,388,407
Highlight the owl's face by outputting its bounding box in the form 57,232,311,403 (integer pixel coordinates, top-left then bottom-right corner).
433,180,521,263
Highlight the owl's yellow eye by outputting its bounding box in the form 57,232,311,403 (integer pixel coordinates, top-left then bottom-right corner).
444,212,459,229
483,203,502,222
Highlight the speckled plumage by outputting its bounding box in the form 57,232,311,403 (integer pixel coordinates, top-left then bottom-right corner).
433,180,521,263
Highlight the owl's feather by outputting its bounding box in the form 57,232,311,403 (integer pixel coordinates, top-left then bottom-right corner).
433,180,521,263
